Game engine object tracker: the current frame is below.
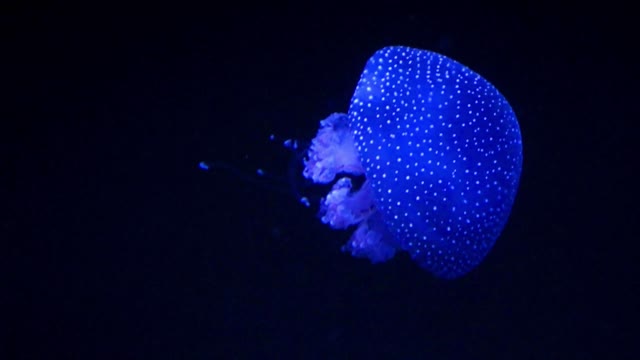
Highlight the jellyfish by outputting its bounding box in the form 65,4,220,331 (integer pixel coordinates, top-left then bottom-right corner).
303,46,523,279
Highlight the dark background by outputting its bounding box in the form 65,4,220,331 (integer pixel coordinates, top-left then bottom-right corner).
5,11,637,359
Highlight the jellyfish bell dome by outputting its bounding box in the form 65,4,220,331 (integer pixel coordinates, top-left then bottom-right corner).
303,46,523,279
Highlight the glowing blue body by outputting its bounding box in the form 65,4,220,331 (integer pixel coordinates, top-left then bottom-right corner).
305,46,522,278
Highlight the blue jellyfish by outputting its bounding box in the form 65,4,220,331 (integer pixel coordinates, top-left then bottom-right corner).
303,46,523,279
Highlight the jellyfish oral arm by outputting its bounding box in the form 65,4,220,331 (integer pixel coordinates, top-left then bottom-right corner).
320,177,375,229
304,113,400,264
340,199,398,264
302,113,365,184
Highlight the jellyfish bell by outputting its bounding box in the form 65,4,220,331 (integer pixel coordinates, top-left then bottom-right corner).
303,46,523,279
